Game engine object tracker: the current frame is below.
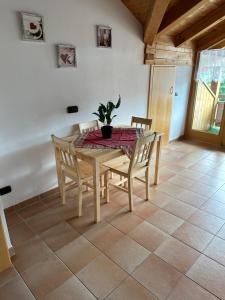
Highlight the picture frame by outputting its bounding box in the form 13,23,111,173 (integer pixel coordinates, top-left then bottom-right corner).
21,12,45,42
57,44,77,68
96,25,112,48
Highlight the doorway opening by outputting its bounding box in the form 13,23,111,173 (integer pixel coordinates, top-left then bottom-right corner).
192,50,225,136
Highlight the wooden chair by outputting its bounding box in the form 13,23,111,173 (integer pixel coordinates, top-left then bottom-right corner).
131,116,153,130
51,135,108,216
103,132,157,211
78,120,99,134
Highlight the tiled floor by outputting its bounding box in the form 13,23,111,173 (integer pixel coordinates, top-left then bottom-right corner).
1,140,225,299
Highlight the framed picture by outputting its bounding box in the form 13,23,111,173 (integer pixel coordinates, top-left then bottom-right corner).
57,44,77,68
97,25,112,48
21,12,45,42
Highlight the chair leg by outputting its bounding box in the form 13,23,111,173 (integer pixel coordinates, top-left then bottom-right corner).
128,177,133,211
78,184,83,217
100,175,104,198
104,171,109,203
145,169,150,201
59,174,66,205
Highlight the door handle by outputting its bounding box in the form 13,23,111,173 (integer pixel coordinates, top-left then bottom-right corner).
170,86,174,95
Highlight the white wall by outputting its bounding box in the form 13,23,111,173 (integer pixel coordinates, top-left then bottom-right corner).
0,0,150,208
170,66,192,141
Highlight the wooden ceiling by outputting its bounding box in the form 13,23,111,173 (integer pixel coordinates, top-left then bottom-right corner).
121,0,225,50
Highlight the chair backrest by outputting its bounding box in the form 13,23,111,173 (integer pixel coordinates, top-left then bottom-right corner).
129,132,157,173
131,116,153,130
51,135,80,178
78,120,99,134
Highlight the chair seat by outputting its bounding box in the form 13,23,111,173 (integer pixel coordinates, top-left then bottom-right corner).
103,155,130,176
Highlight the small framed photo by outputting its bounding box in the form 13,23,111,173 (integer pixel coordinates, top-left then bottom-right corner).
21,12,45,42
97,25,112,48
57,44,77,68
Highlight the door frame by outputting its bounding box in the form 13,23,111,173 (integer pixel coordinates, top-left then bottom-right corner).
147,64,176,144
185,58,225,147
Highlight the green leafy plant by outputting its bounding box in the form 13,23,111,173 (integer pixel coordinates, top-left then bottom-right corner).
93,95,121,125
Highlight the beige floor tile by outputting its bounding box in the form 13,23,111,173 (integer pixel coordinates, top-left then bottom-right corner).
56,236,101,273
187,255,225,300
106,277,157,300
0,267,18,288
201,200,225,219
163,199,197,220
133,255,182,300
129,221,168,252
21,254,72,299
188,182,218,198
173,222,213,252
155,237,200,273
17,201,47,219
207,168,225,180
168,175,195,189
177,169,204,181
147,209,184,234
133,201,159,219
0,277,35,300
188,209,225,234
12,236,52,273
5,212,23,228
198,175,225,189
105,236,150,273
109,208,143,234
41,276,96,300
167,276,218,300
26,208,62,233
155,167,176,182
217,224,225,239
40,221,80,252
156,182,185,198
149,190,175,208
210,190,225,204
83,222,124,251
204,236,225,266
100,202,122,221
9,222,35,247
77,254,127,299
176,190,207,208
67,207,98,234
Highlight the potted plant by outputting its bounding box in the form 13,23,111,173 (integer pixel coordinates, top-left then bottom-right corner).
93,95,121,139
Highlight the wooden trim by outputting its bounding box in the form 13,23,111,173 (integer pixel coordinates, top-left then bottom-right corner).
174,3,225,47
185,52,225,146
0,218,11,272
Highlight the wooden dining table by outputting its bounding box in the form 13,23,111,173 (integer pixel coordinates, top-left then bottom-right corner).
72,131,163,223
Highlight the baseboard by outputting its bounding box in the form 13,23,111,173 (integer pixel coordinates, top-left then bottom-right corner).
9,246,15,258
169,135,185,143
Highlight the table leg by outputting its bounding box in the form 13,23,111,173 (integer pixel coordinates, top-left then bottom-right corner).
154,136,162,185
93,160,101,223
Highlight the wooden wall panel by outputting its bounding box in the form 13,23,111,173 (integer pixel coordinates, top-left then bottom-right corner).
145,42,194,65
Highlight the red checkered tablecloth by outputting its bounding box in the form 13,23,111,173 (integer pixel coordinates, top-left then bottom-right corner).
73,127,144,157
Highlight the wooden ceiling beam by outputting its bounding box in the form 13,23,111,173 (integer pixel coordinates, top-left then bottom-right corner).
175,3,225,47
197,20,225,50
210,40,225,49
144,0,170,45
158,0,210,36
